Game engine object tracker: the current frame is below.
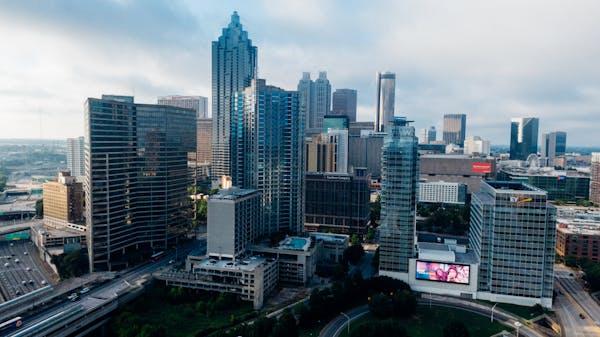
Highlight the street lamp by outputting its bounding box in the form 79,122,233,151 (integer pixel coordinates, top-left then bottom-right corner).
491,303,498,322
341,312,351,336
514,321,522,337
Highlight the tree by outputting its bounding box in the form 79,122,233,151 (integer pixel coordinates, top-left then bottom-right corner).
270,310,297,337
350,234,361,246
370,195,381,223
35,199,43,217
392,289,417,318
369,293,393,318
196,199,208,222
365,227,375,241
51,249,89,279
139,324,167,337
371,247,379,269
443,320,470,337
343,244,365,265
350,319,407,337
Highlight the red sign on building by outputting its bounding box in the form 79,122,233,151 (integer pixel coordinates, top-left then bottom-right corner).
471,162,492,174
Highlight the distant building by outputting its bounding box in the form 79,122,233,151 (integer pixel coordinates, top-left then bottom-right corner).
212,11,257,181
463,136,491,156
348,131,385,178
510,117,539,160
419,126,436,144
43,171,84,224
418,181,467,205
349,121,375,136
323,115,349,131
305,171,371,234
379,117,419,281
419,154,496,194
196,118,212,165
85,95,196,271
157,95,208,119
497,167,590,202
470,181,555,308
555,207,600,262
443,114,466,146
305,129,348,173
541,131,566,166
66,137,85,177
298,72,331,129
249,237,318,285
331,89,357,122
375,72,396,132
592,153,600,205
417,142,446,155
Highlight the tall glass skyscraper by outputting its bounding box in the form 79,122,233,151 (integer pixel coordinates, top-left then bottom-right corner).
298,71,331,130
85,95,196,271
541,131,566,165
378,117,418,281
443,114,466,146
509,117,539,160
231,79,304,235
332,88,357,122
212,12,257,181
66,136,85,177
375,72,396,132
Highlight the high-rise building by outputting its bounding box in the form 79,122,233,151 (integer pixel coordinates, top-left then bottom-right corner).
348,131,385,178
469,181,555,307
464,136,491,156
85,95,196,271
323,115,349,131
509,117,539,160
43,171,84,225
419,126,437,144
212,12,257,181
591,153,600,205
348,121,375,136
331,88,357,122
375,72,396,132
231,79,304,235
207,188,261,259
197,118,213,164
378,117,419,281
305,129,348,173
442,114,466,146
298,72,315,131
158,95,208,119
541,131,567,166
298,72,331,130
66,136,85,177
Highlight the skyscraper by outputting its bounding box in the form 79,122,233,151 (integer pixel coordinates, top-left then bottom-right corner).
509,117,539,160
442,114,466,146
212,12,257,181
157,95,208,119
197,118,213,164
541,131,567,165
231,79,304,235
85,95,196,271
418,126,436,144
298,72,315,130
298,72,331,130
332,88,357,122
305,129,348,173
66,136,85,177
464,136,491,156
378,117,419,281
375,72,396,132
591,153,600,205
469,181,555,307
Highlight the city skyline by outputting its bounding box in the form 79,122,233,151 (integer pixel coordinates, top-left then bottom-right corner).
1,1,600,146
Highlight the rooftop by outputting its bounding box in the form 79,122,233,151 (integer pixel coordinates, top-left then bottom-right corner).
196,255,272,272
277,236,312,251
485,180,546,193
501,166,590,178
309,232,349,245
210,187,259,200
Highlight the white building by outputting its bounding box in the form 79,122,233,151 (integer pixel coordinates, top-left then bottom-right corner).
157,95,208,119
464,136,491,156
419,181,467,204
66,137,85,177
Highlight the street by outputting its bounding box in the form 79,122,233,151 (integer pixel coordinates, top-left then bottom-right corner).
554,265,600,337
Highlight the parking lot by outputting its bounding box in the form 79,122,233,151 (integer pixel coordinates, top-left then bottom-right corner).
0,240,49,301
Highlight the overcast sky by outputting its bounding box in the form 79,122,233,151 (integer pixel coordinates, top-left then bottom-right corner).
0,0,599,146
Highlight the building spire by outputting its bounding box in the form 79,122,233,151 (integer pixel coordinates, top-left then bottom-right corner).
230,11,240,26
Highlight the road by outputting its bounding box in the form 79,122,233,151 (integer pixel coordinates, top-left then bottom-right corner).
554,265,600,337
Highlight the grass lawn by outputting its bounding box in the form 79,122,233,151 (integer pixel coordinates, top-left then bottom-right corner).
299,325,323,337
340,306,508,337
477,300,547,319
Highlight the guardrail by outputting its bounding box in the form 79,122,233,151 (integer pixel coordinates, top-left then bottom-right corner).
0,286,53,320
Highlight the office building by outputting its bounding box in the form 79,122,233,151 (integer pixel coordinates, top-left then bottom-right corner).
555,207,600,262
510,117,539,160
378,117,419,281
443,114,466,146
418,126,436,144
464,136,491,156
158,95,208,119
305,129,348,173
196,118,213,165
231,79,304,235
497,166,590,202
305,171,371,234
375,72,396,132
541,131,566,166
349,121,375,136
323,115,349,131
43,171,84,224
418,181,467,205
331,89,357,122
212,12,257,181
420,154,496,194
592,153,600,205
249,237,318,285
207,188,261,259
469,181,555,308
85,95,196,271
66,137,85,177
298,72,331,130
348,131,385,178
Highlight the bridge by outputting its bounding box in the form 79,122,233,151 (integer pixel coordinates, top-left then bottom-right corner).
0,222,36,236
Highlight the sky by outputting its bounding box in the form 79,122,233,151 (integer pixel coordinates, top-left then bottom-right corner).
0,0,599,146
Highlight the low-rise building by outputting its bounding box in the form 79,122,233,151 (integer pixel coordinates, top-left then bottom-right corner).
42,171,84,224
418,181,467,205
555,206,600,261
419,154,496,194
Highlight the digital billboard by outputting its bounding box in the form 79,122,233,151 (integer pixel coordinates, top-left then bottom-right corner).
415,260,470,284
471,162,492,174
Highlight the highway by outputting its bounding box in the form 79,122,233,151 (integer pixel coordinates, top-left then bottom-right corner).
554,265,600,337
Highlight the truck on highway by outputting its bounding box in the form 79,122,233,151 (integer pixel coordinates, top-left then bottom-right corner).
0,316,24,335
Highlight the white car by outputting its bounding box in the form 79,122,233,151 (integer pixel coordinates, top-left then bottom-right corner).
68,293,78,301
3,263,9,267
23,252,28,255
14,259,19,263
79,287,90,294
41,280,47,285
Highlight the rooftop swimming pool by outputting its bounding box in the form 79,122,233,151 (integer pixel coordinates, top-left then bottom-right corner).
278,237,311,251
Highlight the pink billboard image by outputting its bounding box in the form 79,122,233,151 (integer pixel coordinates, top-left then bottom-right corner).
415,260,470,284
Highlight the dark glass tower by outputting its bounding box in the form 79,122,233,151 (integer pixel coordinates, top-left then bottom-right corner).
85,95,196,271
509,117,539,160
212,12,257,182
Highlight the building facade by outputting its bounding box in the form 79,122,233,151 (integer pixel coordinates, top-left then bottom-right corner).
43,171,84,224
197,118,213,165
85,95,196,271
419,154,496,194
298,72,331,130
375,72,396,132
469,181,555,308
231,79,304,235
378,117,419,281
510,117,539,160
348,132,385,178
305,129,348,173
418,181,467,205
590,153,600,205
463,136,491,156
212,12,257,181
304,171,371,234
442,114,466,146
349,121,375,136
66,136,85,177
331,89,357,122
497,167,590,202
541,131,566,166
157,95,208,119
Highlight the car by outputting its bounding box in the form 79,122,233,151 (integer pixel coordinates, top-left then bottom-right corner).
23,252,28,255
9,243,13,247
6,256,11,260
25,267,31,272
168,260,175,264
28,280,34,285
580,313,586,319
41,280,47,285
14,259,19,264
67,293,78,301
3,263,9,267
21,281,26,285
79,287,90,294
570,273,574,277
